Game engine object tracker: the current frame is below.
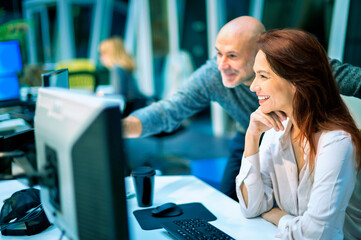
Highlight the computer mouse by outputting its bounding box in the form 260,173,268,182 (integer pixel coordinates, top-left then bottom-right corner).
151,202,183,217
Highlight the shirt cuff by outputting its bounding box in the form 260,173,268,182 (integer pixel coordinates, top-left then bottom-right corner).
278,214,295,236
236,153,261,186
130,108,156,137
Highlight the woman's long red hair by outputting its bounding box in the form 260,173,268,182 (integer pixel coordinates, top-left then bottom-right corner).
258,29,361,171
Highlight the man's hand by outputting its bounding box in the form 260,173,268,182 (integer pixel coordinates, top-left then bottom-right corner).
122,116,142,138
261,207,288,226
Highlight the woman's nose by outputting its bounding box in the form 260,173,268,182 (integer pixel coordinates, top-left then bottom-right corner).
250,78,260,92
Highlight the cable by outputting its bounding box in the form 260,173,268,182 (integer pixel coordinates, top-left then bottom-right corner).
0,204,43,231
0,173,28,181
0,172,40,187
58,229,65,240
0,166,55,187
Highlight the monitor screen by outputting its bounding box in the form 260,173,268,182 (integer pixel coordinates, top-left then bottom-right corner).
34,88,129,240
0,40,23,75
0,73,21,107
42,69,69,88
0,74,20,101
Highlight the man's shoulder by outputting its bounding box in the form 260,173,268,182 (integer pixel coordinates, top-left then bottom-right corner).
188,57,222,85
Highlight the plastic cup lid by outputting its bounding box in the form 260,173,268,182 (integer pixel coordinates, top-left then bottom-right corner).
131,166,155,176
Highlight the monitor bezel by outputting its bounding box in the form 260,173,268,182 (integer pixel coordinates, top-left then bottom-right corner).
41,68,69,88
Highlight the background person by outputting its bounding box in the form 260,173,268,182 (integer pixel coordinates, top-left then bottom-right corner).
237,29,361,239
98,36,146,115
122,16,361,201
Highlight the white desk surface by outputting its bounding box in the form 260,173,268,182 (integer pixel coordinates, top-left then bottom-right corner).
126,175,278,239
0,175,278,239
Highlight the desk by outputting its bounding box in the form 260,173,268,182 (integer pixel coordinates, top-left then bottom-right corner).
126,175,277,239
0,175,277,239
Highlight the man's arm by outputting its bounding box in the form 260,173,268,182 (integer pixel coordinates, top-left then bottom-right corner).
121,58,220,138
331,58,361,98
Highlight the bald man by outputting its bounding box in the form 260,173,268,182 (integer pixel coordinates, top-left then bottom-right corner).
123,16,361,200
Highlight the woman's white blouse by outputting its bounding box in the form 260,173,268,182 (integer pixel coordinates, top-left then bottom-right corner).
236,120,357,239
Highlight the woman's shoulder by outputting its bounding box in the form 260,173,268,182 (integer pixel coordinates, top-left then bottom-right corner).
318,129,353,152
113,65,132,74
319,129,352,143
315,129,356,178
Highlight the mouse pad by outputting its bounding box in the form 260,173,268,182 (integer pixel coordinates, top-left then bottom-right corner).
133,202,217,230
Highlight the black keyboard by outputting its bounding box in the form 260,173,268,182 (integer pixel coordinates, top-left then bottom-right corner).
161,218,235,240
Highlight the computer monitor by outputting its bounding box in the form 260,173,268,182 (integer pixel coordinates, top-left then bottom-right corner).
0,73,20,107
34,88,129,240
0,40,23,75
0,40,22,107
41,69,69,88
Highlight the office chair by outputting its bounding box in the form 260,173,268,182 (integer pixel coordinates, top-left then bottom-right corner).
56,59,97,92
341,95,361,130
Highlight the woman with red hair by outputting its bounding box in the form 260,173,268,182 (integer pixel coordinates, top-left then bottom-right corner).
236,29,361,239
